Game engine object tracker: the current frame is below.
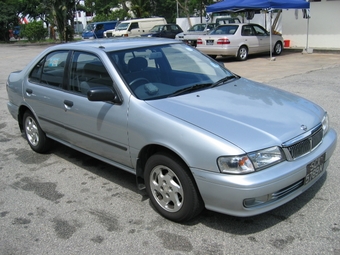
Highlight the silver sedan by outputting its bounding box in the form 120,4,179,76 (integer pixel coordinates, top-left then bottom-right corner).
196,23,284,60
6,38,337,222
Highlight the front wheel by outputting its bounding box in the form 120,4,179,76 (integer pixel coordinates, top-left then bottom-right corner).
237,46,248,61
144,152,204,222
23,111,51,153
274,41,283,55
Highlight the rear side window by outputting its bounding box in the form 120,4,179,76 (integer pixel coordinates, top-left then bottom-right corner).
29,51,68,87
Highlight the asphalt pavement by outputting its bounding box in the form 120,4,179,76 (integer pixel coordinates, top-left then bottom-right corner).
0,43,339,255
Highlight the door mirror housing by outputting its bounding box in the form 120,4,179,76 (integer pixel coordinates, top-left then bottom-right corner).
87,87,121,104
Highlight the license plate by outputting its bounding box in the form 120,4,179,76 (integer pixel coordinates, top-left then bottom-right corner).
206,40,214,45
304,154,325,185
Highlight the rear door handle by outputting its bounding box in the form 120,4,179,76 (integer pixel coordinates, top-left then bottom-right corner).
26,88,33,95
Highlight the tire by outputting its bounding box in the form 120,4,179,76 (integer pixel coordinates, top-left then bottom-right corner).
144,152,204,222
23,111,51,153
237,46,248,61
274,41,283,55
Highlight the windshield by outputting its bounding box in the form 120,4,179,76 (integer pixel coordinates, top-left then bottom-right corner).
115,22,129,31
108,43,236,100
188,24,206,32
85,24,95,31
150,25,163,32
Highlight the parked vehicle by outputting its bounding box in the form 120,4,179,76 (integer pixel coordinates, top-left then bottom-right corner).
176,17,241,47
104,17,167,38
141,24,183,39
82,21,118,39
9,26,21,39
175,23,216,47
197,23,284,60
6,38,336,222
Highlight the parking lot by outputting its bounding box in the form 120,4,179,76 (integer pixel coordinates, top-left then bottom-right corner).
0,44,339,255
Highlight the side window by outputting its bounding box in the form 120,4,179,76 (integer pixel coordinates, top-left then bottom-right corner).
29,51,68,87
129,22,139,31
253,25,268,36
68,51,113,95
242,26,254,36
96,24,104,31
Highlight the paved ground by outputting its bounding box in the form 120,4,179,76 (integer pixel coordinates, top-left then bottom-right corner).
0,44,339,255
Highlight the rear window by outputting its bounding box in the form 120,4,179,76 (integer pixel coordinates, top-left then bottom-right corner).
211,25,238,35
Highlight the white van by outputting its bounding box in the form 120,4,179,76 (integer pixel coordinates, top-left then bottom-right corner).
104,17,167,38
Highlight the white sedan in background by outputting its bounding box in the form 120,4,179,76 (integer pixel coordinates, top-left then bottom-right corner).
197,23,284,61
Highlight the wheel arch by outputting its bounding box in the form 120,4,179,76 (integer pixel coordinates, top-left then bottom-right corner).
18,105,33,132
274,40,283,55
136,144,194,190
236,44,249,57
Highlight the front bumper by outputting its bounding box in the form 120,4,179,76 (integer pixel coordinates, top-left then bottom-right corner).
191,128,337,217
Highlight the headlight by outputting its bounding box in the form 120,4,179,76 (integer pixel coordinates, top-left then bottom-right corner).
322,112,329,135
217,146,284,174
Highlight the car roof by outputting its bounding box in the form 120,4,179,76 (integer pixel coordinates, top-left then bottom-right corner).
88,21,117,24
217,23,257,26
47,37,181,52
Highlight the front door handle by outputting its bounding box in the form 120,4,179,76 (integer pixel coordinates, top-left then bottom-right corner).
64,100,73,110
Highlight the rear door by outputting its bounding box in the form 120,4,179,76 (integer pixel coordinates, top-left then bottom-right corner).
241,25,260,54
24,50,69,140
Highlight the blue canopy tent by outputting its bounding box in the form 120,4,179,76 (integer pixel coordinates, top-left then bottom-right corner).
206,0,310,59
206,0,309,13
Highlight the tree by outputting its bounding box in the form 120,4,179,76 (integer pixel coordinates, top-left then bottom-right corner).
0,0,23,41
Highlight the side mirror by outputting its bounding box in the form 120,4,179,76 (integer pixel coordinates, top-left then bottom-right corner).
87,87,121,104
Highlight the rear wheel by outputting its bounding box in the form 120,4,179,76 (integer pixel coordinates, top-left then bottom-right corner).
237,46,248,61
144,152,204,222
23,111,51,153
274,41,283,55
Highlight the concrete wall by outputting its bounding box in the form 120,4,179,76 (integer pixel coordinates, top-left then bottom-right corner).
282,1,340,50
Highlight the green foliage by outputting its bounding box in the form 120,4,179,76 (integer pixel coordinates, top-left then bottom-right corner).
92,9,131,23
20,21,48,42
0,0,219,42
0,0,23,41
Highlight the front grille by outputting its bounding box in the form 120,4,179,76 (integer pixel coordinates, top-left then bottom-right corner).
282,124,323,160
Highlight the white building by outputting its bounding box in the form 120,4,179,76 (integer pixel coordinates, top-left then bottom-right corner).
282,0,340,50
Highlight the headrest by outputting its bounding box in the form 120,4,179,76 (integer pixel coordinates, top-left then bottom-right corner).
128,57,148,72
84,62,107,76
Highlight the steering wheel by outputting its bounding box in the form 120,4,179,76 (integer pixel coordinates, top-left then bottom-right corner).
129,77,150,90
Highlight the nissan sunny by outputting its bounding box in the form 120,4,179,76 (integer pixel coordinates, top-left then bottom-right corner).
6,38,337,222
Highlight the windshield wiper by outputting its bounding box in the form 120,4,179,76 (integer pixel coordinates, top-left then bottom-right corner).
210,75,238,88
168,83,212,97
167,75,239,98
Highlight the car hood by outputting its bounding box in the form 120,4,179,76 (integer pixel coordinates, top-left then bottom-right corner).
146,78,324,152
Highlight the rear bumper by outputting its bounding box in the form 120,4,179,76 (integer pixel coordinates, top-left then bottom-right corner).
7,101,19,121
196,45,239,57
